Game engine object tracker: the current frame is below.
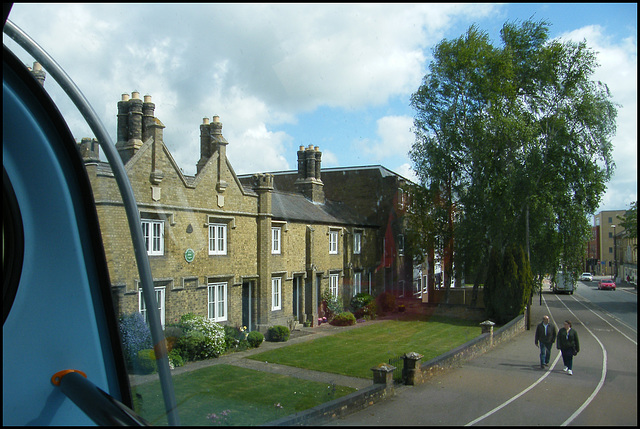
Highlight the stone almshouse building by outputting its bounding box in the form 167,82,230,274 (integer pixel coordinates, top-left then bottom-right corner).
79,91,417,333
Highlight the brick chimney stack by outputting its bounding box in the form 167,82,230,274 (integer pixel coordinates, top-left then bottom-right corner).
196,115,229,180
295,145,324,203
116,92,161,163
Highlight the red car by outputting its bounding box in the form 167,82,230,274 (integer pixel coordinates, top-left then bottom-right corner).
598,279,616,290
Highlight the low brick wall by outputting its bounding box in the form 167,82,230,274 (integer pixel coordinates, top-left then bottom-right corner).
264,314,525,426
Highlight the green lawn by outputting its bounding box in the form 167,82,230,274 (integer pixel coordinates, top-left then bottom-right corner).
247,315,481,379
132,364,356,426
132,315,481,425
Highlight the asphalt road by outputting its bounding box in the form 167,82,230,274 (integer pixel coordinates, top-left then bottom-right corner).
326,283,637,426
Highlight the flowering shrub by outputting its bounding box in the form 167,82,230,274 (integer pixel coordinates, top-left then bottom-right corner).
223,325,250,351
350,293,376,319
358,301,378,320
118,312,152,369
168,349,184,368
321,289,343,318
180,315,225,358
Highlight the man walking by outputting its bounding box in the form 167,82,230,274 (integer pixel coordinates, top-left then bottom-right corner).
534,315,557,369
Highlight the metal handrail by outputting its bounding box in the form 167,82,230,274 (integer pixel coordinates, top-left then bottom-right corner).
51,370,149,426
4,19,180,425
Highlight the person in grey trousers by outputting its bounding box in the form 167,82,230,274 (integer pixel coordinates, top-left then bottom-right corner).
534,315,557,369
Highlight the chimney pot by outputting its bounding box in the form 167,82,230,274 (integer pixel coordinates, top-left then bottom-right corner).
212,116,221,122
144,95,152,103
122,93,130,101
203,118,210,125
132,91,140,99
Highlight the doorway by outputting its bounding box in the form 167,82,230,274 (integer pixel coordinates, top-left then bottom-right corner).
242,281,253,332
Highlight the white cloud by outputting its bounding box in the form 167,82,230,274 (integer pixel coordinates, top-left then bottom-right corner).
395,163,419,183
354,115,414,161
5,2,560,184
559,25,637,210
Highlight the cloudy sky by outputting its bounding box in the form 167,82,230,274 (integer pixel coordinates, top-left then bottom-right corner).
5,3,636,213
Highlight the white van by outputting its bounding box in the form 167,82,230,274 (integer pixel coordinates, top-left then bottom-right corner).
553,271,576,294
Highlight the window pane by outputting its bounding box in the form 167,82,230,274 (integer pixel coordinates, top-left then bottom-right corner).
153,223,161,252
218,284,225,319
142,222,150,252
208,287,215,319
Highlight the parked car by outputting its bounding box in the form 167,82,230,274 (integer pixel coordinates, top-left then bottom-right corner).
598,279,616,290
580,272,593,282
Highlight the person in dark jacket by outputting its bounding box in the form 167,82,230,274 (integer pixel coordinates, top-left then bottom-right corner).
534,315,557,369
557,320,580,375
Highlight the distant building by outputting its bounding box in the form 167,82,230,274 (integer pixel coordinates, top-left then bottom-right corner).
589,210,636,282
78,92,422,332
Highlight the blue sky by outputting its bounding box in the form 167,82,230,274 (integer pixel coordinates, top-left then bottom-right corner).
5,3,636,213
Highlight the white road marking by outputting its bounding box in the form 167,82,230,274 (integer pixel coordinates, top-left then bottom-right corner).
556,294,607,426
466,293,609,426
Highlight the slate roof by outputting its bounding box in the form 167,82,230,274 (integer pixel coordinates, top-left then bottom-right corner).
271,191,376,228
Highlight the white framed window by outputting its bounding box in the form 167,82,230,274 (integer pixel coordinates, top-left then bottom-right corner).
329,229,339,254
208,282,227,322
272,226,281,254
209,223,227,255
141,219,164,255
271,277,282,310
139,286,165,328
354,231,362,255
330,273,339,298
353,272,362,296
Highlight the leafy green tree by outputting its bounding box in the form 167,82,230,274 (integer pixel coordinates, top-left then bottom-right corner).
618,201,637,249
409,19,618,310
483,248,503,322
